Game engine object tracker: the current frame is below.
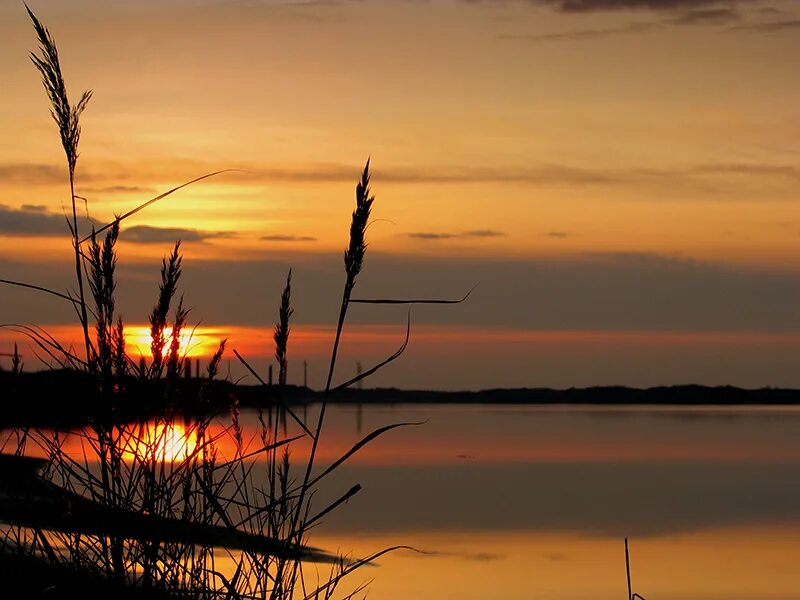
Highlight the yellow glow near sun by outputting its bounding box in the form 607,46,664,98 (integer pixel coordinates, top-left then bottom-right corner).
123,325,220,358
122,422,198,463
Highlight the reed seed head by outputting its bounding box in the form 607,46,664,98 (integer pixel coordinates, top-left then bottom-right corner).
27,5,92,175
149,242,183,375
207,338,228,381
88,221,121,380
274,269,293,386
343,160,374,288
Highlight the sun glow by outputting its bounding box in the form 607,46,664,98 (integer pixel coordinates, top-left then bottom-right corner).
123,325,221,359
122,421,198,463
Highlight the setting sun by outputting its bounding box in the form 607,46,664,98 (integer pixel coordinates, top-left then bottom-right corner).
123,325,222,359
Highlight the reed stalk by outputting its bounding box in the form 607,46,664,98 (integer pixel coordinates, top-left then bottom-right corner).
2,7,463,598
27,4,94,369
293,161,374,540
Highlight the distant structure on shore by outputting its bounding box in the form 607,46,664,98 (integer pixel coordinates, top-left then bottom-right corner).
132,357,316,389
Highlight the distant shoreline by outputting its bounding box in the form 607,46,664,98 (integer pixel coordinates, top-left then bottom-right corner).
2,370,799,427
289,385,800,406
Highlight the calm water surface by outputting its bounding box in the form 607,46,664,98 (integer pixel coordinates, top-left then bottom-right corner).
280,402,800,600
13,402,800,599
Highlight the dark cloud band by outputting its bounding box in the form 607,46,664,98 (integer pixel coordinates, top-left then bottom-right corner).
260,234,317,242
0,204,96,236
123,225,237,244
407,230,506,241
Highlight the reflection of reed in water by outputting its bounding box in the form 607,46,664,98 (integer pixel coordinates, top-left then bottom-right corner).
120,420,197,463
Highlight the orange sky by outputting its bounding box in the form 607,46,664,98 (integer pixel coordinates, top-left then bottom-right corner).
1,1,800,387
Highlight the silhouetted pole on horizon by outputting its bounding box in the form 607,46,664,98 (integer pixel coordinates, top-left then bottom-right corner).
268,364,273,386
303,360,308,388
356,362,363,391
184,359,191,380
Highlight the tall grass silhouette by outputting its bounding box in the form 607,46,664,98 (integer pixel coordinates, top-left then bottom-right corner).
0,5,468,598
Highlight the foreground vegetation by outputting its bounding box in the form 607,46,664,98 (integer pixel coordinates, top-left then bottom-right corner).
0,6,457,598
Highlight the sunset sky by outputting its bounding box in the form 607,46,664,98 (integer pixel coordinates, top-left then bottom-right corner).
1,0,799,389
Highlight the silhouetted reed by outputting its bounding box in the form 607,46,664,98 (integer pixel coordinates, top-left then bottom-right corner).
0,6,469,599
12,343,23,375
87,222,121,389
27,3,93,367
149,242,183,380
625,538,649,600
275,269,293,388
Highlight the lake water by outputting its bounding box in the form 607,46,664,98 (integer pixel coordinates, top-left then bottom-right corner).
7,401,800,599
284,402,800,600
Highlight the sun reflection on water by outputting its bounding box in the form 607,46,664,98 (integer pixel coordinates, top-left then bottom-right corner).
122,421,198,463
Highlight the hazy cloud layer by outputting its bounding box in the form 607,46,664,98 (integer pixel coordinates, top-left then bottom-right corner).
729,17,800,31
507,21,658,41
505,6,749,41
77,185,155,195
0,163,65,185
523,0,751,12
233,0,755,13
465,0,756,12
0,204,96,236
0,205,233,243
260,234,318,242
4,251,799,333
245,162,800,188
4,160,800,193
407,230,506,241
673,7,741,24
495,0,782,41
123,225,237,244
